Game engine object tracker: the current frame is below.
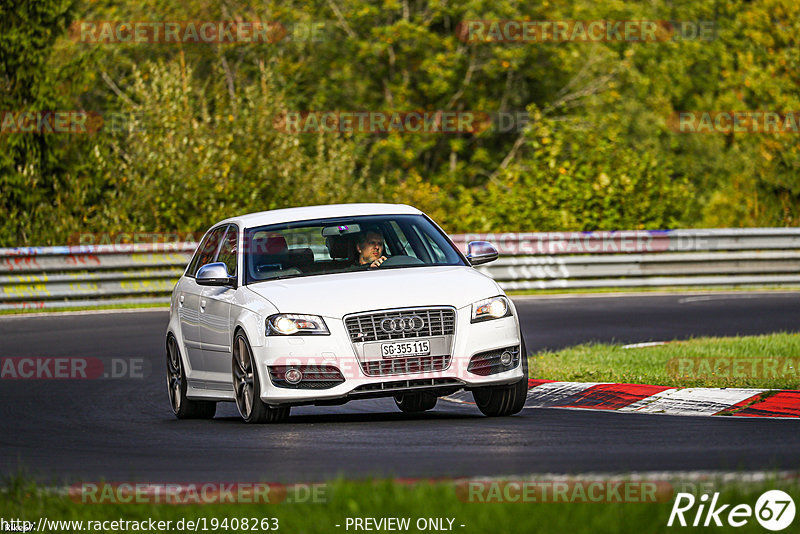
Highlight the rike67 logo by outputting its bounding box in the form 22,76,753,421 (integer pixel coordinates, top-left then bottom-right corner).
668,490,796,530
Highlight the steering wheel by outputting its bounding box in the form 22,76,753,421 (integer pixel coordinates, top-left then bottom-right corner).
379,255,425,267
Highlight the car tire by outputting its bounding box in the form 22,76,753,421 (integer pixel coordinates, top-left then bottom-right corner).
166,335,216,419
472,336,529,417
394,392,438,413
232,332,290,424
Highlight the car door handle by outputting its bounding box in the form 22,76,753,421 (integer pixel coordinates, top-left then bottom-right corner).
179,295,185,308
200,299,206,312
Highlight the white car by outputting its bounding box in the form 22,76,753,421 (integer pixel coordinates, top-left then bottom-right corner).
166,203,528,423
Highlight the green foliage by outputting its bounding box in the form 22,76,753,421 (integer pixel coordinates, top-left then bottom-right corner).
696,0,800,226
0,0,95,244
87,56,368,234
1,0,799,245
458,111,690,231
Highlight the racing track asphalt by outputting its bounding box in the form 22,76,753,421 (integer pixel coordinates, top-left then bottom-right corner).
1,292,799,483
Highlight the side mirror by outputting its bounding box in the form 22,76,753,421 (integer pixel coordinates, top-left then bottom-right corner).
196,262,237,288
466,241,499,266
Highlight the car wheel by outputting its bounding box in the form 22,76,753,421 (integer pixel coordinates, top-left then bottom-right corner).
472,336,529,417
166,335,216,419
394,392,438,413
232,332,290,424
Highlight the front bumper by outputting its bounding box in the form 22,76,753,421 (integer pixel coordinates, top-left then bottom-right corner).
252,307,524,405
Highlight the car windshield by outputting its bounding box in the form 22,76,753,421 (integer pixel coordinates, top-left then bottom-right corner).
244,214,466,284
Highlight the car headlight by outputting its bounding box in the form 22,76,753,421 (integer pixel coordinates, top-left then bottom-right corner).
267,314,330,335
471,296,512,323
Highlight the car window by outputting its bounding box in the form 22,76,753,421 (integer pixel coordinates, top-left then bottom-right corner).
186,225,227,277
244,214,466,285
413,225,447,263
386,221,417,258
215,225,238,277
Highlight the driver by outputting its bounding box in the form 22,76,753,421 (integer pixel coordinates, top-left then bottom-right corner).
355,228,388,269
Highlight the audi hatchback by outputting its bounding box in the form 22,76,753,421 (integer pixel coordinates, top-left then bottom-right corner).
166,203,528,423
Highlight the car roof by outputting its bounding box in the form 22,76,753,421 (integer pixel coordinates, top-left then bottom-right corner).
217,203,423,229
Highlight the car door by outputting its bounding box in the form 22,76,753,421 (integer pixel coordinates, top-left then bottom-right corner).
199,224,239,381
180,225,227,374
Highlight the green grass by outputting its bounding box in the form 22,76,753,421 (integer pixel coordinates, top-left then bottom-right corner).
529,333,800,389
2,476,798,534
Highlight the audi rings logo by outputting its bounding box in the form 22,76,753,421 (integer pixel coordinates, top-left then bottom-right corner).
380,315,425,334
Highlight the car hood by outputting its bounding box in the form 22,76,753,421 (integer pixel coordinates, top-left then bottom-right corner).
245,265,501,318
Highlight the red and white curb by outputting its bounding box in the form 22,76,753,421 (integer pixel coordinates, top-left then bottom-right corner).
444,380,800,418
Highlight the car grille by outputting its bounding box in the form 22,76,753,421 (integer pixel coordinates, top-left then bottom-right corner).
361,355,451,376
467,346,520,376
351,377,463,394
345,307,456,342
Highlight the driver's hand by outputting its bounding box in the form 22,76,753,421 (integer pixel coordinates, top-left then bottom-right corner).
370,256,388,269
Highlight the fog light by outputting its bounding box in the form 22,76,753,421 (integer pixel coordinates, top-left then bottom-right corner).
284,368,303,384
499,351,513,366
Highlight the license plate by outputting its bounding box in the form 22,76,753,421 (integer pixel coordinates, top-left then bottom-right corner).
381,340,430,358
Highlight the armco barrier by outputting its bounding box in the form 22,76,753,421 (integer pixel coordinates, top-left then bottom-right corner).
1,229,799,310
0,243,194,311
449,229,800,290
